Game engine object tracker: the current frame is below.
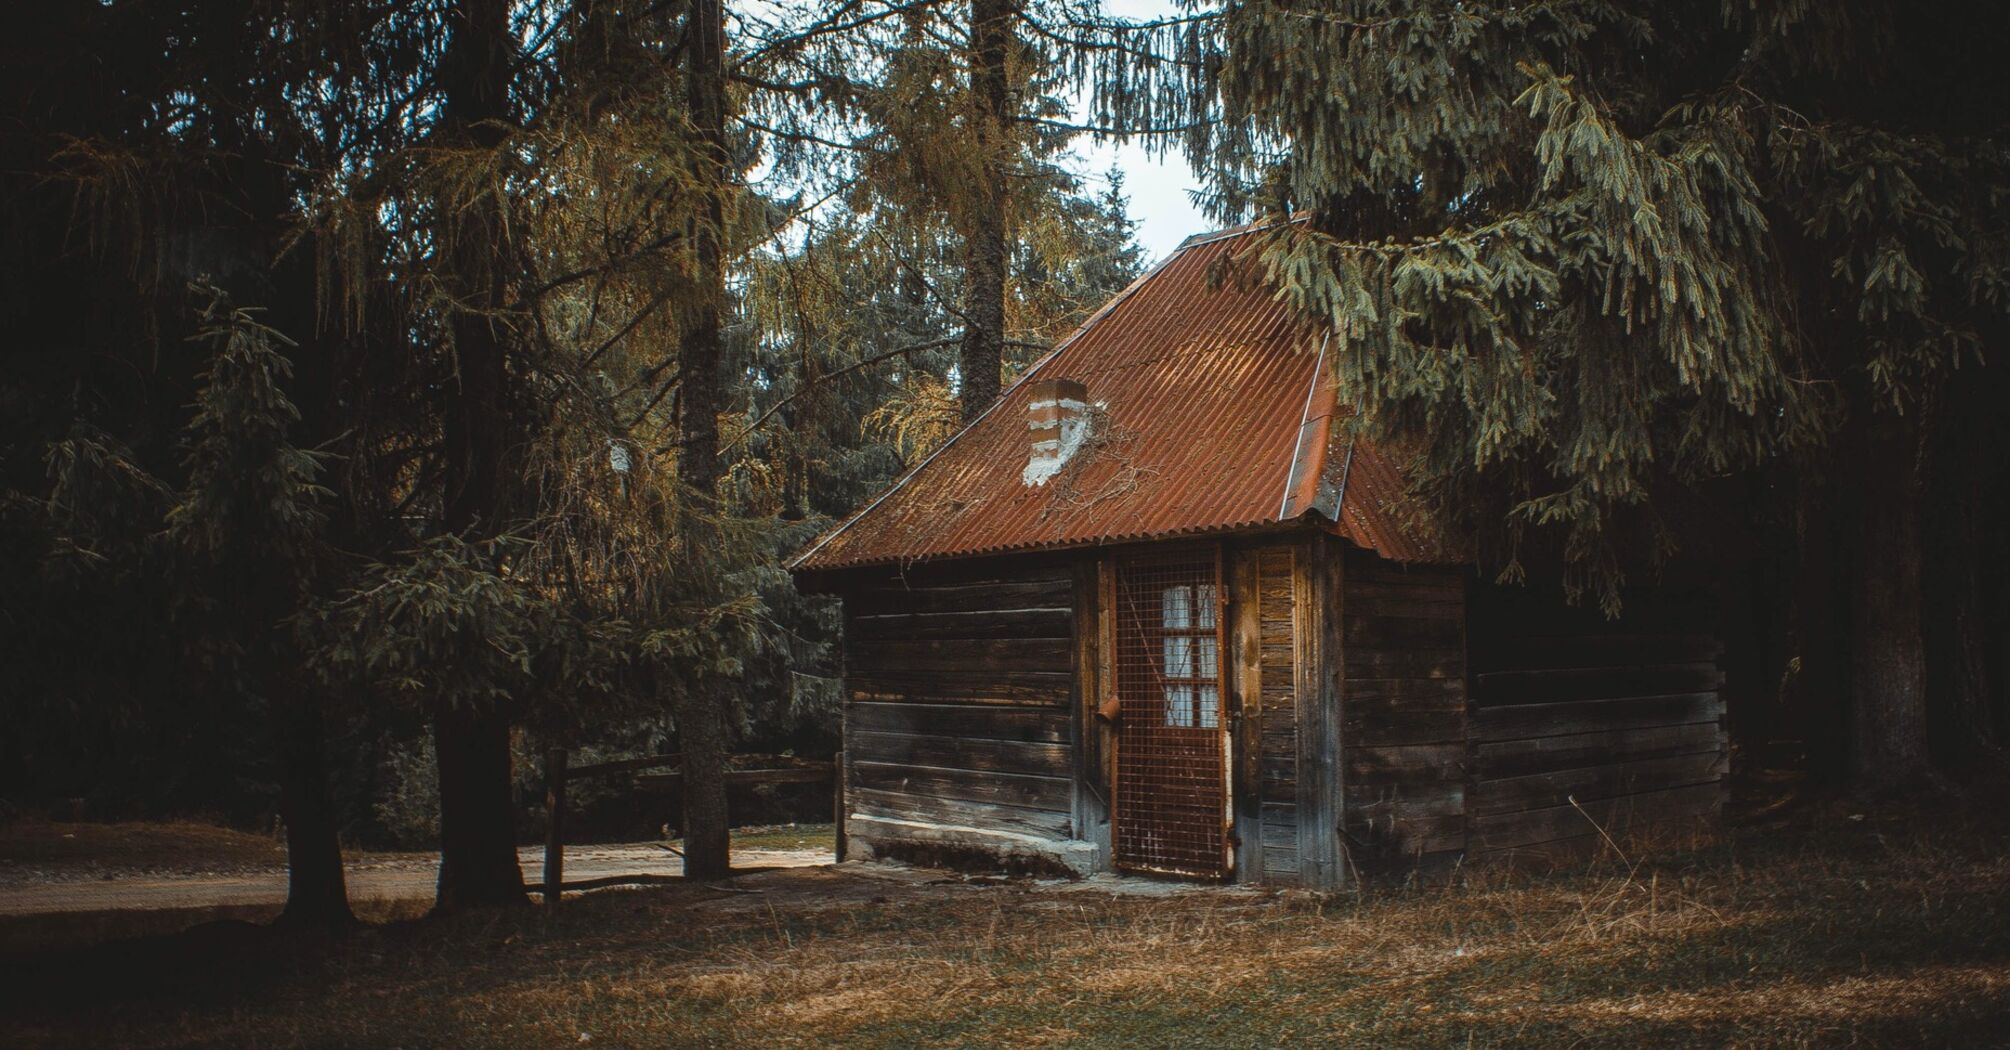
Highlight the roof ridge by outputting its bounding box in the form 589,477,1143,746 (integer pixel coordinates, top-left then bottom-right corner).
1174,212,1307,251
1279,330,1333,520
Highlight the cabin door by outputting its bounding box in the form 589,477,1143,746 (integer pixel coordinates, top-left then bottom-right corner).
1111,549,1232,879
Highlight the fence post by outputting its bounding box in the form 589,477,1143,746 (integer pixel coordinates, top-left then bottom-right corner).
832,749,847,863
543,747,568,905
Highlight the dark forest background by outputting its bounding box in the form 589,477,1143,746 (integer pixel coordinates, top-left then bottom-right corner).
2,1,2006,926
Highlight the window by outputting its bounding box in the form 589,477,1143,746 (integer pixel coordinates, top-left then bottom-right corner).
1159,583,1220,728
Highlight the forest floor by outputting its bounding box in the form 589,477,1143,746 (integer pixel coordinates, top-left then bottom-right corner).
2,796,2007,1048
0,820,835,942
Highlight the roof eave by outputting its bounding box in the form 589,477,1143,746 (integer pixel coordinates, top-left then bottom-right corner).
789,516,1333,577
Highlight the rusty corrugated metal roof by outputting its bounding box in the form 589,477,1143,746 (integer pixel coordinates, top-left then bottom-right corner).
788,222,1444,573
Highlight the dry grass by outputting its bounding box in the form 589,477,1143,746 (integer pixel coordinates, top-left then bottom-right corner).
2,803,2007,1049
0,818,289,875
0,895,435,957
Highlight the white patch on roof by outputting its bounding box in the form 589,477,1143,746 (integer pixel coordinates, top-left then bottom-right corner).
1022,396,1091,486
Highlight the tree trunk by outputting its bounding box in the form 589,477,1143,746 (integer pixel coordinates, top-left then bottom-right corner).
958,0,1014,423
244,110,356,934
1847,412,1931,786
1992,456,2010,749
1792,465,1849,784
680,0,726,492
275,695,353,932
1925,379,2001,767
432,0,527,910
433,704,525,909
674,0,735,882
672,683,733,880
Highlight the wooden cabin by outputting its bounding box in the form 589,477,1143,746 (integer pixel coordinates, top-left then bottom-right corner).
788,224,1728,887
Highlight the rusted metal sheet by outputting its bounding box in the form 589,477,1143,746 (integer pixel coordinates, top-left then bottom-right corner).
789,224,1441,573
1325,432,1433,565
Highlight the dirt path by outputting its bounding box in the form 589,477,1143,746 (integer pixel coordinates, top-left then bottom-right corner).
0,844,833,917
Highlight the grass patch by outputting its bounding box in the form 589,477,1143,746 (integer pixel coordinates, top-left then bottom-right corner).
721,823,837,853
2,803,2006,1048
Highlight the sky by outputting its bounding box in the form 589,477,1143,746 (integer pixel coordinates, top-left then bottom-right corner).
735,0,1213,264
1074,131,1212,265
1069,0,1211,263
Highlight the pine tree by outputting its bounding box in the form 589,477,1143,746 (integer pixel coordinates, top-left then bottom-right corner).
959,0,1019,421
674,0,738,882
1177,1,2010,783
745,1,1169,423
1,0,1168,899
169,289,353,931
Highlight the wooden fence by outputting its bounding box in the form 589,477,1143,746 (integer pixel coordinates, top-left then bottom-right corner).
535,748,847,904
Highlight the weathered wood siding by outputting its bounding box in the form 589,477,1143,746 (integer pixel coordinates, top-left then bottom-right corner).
841,555,1091,870
1256,547,1301,880
1338,546,1469,872
1466,587,1728,858
1229,546,1304,882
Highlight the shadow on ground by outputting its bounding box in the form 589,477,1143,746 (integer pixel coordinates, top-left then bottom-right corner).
2,801,2007,1049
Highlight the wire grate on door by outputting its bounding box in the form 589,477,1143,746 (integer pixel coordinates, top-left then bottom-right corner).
1113,549,1229,878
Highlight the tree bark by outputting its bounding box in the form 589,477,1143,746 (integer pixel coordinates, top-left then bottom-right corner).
680,0,726,492
432,0,527,910
1792,465,1849,784
1925,380,2001,767
672,683,733,880
958,0,1014,423
274,695,354,932
433,704,525,909
1993,457,2010,750
675,0,735,882
1847,411,1931,786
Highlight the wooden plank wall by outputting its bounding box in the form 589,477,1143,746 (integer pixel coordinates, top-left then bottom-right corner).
841,556,1083,864
1073,561,1111,866
1252,546,1301,882
1466,586,1728,859
1299,538,1342,886
1339,546,1469,872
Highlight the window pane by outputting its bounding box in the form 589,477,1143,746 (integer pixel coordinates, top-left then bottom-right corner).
1198,685,1220,728
1161,585,1192,629
1164,684,1194,727
1196,584,1217,629
1197,636,1218,679
1163,635,1192,678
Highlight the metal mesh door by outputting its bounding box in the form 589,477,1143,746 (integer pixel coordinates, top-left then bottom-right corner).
1112,549,1229,878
